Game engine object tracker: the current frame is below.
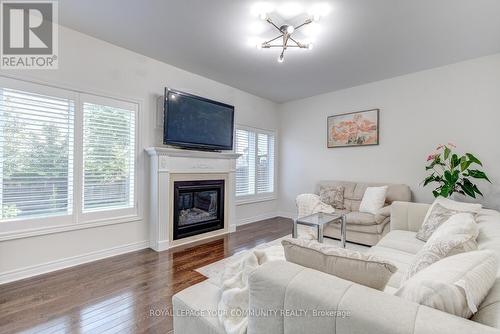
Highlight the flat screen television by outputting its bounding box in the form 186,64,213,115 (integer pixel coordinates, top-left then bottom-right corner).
163,88,235,151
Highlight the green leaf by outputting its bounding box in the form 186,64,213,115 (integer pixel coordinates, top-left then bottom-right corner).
432,190,440,198
444,170,453,183
466,153,483,166
468,169,492,183
460,160,472,172
423,174,436,187
444,147,451,160
440,184,452,197
472,184,484,197
459,179,476,198
450,154,459,169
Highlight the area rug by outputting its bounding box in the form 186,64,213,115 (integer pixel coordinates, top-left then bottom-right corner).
195,226,369,284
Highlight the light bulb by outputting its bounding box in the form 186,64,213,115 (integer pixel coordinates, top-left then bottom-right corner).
312,14,321,22
256,43,262,49
277,55,284,63
286,25,295,34
307,43,314,50
259,12,268,20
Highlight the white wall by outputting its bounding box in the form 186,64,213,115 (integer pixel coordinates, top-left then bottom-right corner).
278,53,500,216
0,26,279,281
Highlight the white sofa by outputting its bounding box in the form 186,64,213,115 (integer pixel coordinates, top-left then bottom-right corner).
172,202,500,333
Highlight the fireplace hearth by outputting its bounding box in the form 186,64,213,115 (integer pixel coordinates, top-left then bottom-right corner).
173,179,224,240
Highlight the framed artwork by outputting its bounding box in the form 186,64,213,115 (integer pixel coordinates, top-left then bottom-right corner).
327,109,379,148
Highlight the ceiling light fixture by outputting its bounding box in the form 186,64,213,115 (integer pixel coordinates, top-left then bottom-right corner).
257,13,319,63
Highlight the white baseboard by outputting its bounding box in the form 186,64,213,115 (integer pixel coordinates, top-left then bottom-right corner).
0,240,149,285
237,211,281,226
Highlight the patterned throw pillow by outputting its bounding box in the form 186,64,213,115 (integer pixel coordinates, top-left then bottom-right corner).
416,197,481,241
403,213,479,282
319,185,345,210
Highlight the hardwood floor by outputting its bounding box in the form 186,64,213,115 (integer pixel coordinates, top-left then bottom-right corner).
0,217,292,334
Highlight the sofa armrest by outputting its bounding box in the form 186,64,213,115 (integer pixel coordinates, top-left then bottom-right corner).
390,201,430,232
248,261,500,334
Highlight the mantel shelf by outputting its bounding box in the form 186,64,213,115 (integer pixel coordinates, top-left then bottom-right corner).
145,147,241,160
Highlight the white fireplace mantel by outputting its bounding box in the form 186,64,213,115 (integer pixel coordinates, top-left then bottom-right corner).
146,147,241,251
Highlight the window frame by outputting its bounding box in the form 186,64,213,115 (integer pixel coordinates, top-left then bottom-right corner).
234,125,277,205
0,76,141,240
77,93,139,224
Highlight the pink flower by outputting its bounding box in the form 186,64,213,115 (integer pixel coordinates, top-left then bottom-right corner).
427,154,438,161
447,142,456,148
436,144,444,150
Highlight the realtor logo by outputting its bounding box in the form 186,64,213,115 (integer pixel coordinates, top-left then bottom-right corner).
1,0,58,69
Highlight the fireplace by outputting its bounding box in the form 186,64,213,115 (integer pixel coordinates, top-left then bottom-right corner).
173,179,225,240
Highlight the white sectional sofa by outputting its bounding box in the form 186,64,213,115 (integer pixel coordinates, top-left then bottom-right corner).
172,202,500,333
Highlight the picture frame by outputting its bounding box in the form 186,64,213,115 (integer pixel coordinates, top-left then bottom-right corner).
327,109,379,148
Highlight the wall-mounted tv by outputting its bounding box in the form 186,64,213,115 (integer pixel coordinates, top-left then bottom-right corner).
163,88,234,151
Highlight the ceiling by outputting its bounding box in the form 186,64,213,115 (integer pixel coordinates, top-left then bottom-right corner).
59,0,500,103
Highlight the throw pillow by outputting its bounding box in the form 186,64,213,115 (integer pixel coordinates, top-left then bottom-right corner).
416,197,482,241
318,185,345,209
282,238,397,290
396,250,498,318
402,213,479,281
359,186,388,215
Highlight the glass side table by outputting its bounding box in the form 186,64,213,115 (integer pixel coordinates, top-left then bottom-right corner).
293,212,347,248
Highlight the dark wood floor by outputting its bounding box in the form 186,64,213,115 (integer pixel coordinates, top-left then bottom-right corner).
0,217,292,334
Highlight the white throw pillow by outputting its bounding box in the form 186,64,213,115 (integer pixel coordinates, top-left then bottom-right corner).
396,250,498,318
403,213,479,281
282,238,397,290
359,186,388,215
416,197,482,241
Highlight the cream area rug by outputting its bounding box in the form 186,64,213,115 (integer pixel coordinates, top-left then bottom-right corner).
195,225,368,283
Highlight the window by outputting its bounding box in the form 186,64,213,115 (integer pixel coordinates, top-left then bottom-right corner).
235,127,275,201
82,101,135,212
0,87,74,221
0,77,138,233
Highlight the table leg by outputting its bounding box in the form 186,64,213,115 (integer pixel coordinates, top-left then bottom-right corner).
341,214,347,248
292,220,298,238
318,225,324,243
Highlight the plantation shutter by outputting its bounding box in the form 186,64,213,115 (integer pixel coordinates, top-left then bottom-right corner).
82,100,135,211
235,127,275,198
235,129,255,196
0,87,74,220
256,132,275,194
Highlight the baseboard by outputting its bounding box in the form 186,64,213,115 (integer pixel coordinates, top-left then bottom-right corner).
237,211,281,226
276,211,295,219
0,240,149,285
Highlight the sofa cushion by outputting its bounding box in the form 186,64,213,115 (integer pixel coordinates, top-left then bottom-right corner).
359,186,388,215
375,230,425,255
403,213,479,281
416,197,482,241
172,280,225,334
396,250,498,319
346,211,377,225
472,209,500,329
282,238,397,290
318,185,345,209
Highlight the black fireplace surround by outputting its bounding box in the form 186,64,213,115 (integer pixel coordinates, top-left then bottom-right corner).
173,179,225,240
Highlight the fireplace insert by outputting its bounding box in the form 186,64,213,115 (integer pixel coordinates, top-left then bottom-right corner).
173,179,224,240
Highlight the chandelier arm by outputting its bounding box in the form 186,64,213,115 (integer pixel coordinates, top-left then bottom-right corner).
263,34,284,45
267,45,301,48
266,18,283,33
289,36,305,48
293,19,313,31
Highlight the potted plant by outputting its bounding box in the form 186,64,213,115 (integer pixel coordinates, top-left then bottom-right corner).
423,143,491,198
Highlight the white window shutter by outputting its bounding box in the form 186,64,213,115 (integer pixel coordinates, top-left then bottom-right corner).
235,127,275,198
0,87,74,220
235,129,255,196
82,102,135,211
